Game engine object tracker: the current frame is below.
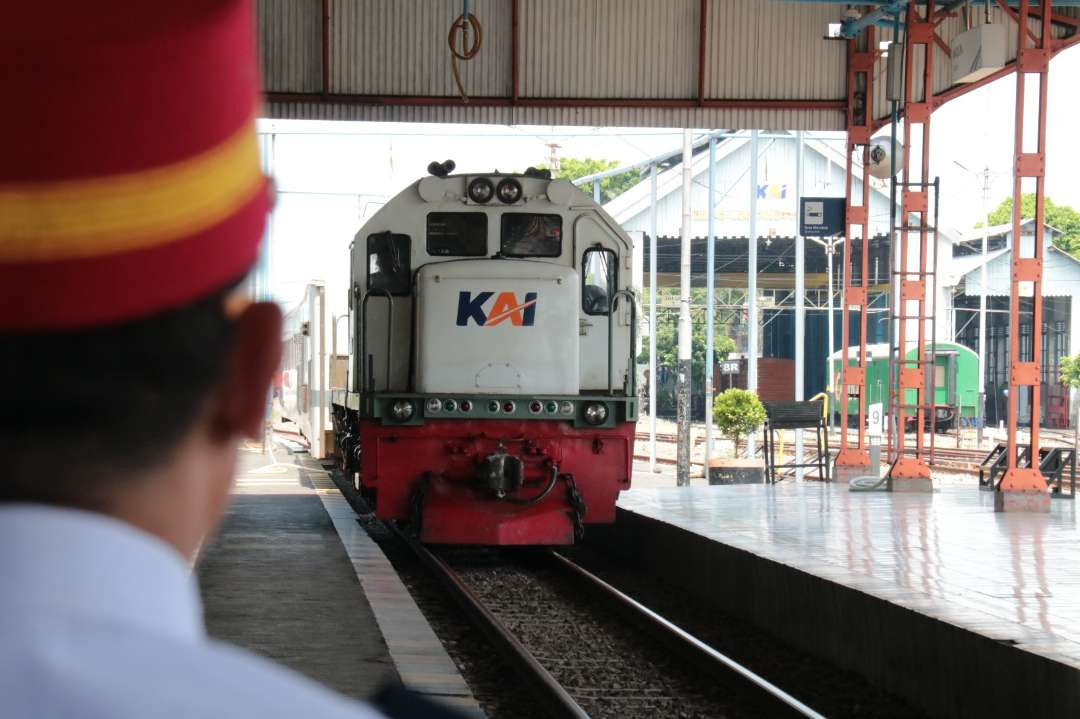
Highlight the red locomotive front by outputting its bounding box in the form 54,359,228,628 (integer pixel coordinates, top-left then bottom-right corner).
334,167,637,545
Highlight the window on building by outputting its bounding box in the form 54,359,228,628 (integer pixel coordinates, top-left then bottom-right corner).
501,214,562,257
426,212,487,256
367,232,411,296
582,247,617,316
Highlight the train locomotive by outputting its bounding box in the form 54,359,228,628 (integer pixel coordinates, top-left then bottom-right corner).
331,162,638,545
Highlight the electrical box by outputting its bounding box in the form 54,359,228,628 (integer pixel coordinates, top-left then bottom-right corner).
950,24,1007,84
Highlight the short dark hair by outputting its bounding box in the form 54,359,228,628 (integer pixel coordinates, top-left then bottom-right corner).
0,284,240,507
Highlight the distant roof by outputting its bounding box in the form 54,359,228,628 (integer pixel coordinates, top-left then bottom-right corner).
955,216,1061,243
602,131,893,226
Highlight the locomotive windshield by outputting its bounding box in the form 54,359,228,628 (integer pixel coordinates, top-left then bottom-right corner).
500,214,562,257
426,212,487,256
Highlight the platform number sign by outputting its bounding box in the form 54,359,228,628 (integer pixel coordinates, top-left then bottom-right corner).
799,197,845,237
867,402,884,437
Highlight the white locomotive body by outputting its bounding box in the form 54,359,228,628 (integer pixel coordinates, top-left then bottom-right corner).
332,165,638,545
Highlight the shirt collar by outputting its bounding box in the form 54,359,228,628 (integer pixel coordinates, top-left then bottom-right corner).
0,504,205,643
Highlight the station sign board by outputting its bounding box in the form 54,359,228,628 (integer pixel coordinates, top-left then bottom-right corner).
799,197,846,237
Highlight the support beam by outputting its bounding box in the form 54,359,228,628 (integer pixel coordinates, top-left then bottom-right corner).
794,131,806,480
697,0,708,106
998,0,1052,512
649,164,658,473
705,138,717,463
266,93,847,112
834,26,875,480
887,2,936,491
677,129,693,486
746,130,760,458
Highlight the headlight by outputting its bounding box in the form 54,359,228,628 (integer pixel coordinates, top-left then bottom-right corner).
583,402,608,425
425,398,442,414
496,178,523,204
467,177,494,203
390,400,415,421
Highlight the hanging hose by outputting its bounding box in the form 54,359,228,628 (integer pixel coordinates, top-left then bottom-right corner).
849,474,888,492
447,10,483,103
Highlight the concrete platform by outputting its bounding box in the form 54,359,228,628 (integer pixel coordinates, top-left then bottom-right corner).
616,480,1080,719
197,441,480,715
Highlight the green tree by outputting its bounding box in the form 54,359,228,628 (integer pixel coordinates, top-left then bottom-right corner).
713,389,766,456
637,287,737,389
1060,354,1080,457
1061,354,1080,390
985,194,1080,257
539,157,638,204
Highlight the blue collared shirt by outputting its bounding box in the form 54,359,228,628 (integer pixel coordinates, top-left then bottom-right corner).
0,504,385,718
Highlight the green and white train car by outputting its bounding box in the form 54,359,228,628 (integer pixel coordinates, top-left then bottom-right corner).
830,341,980,428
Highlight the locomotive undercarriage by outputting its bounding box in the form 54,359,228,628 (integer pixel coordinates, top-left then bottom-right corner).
332,404,633,545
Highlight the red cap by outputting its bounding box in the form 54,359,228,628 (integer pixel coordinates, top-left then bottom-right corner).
0,1,268,330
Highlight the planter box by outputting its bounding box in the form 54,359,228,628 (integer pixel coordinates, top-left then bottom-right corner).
707,457,765,485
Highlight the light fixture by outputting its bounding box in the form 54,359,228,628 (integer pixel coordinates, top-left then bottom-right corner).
468,177,494,203
583,402,608,425
391,400,415,421
496,178,523,204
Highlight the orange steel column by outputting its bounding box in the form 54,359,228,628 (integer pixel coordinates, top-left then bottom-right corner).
998,0,1051,512
834,27,874,481
887,3,934,491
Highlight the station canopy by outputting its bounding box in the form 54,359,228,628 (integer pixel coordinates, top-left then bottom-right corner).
259,1,1080,130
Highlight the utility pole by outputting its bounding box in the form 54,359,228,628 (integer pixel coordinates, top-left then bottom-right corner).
978,166,990,448
649,163,658,472
746,130,760,457
677,129,693,486
705,137,717,464
794,131,805,479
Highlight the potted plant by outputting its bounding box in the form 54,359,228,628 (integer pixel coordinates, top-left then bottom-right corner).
708,388,767,485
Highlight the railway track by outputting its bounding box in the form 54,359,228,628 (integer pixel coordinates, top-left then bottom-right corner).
393,525,822,718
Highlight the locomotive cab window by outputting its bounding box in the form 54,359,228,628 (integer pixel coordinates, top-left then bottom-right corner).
426,212,487,256
501,214,562,258
582,247,617,316
367,232,411,296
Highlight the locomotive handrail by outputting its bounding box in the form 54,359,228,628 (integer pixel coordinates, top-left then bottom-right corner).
607,289,637,397
360,289,394,394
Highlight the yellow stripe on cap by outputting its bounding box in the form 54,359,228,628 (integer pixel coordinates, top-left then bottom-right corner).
0,122,264,262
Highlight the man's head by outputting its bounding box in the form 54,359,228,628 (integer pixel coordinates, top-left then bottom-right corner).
0,0,275,556
0,288,281,557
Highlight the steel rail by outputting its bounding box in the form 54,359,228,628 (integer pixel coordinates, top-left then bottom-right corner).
388,525,588,719
547,551,825,719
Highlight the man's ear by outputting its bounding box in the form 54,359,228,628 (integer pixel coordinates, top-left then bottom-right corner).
213,301,282,440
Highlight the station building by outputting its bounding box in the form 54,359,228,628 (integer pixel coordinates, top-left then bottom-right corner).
946,218,1080,428
605,131,950,417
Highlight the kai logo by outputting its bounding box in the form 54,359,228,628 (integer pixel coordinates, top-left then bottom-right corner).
456,291,538,327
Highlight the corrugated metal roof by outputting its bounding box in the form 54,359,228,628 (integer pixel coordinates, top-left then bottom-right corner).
260,0,848,129
521,0,697,99
331,0,511,96
258,2,1078,129
259,0,322,93
706,2,845,101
